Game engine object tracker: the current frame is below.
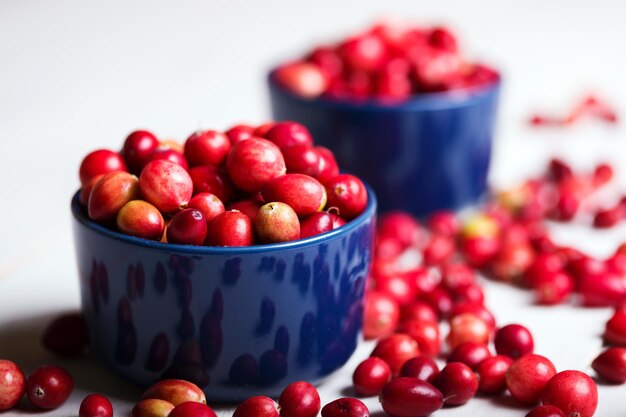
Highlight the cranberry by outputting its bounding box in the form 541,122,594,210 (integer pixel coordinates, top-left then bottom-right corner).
227,138,286,193
380,377,443,417
139,160,193,213
79,174,104,206
132,399,175,417
476,355,513,394
169,401,217,417
419,286,453,319
278,381,320,417
184,130,231,167
0,360,25,410
434,362,478,406
447,313,491,349
315,146,340,183
300,211,334,238
255,202,300,243
321,398,369,417
146,148,189,171
429,27,458,52
548,158,574,182
117,200,165,240
422,234,455,266
370,333,420,376
378,211,422,248
324,174,368,220
592,347,626,383
461,237,501,268
225,124,255,145
233,396,279,417
79,149,127,184
399,356,439,384
228,199,262,222
594,162,614,185
427,210,459,236
282,145,322,177
166,208,208,245
187,192,225,224
88,171,140,223
524,253,565,288
26,365,73,409
593,206,623,228
490,241,536,283
254,122,275,137
141,379,206,406
189,165,235,204
79,394,113,417
363,290,400,339
308,46,343,79
340,33,388,72
122,130,159,173
42,312,86,357
352,357,392,396
262,174,327,216
264,122,314,148
447,342,491,371
441,263,475,292
603,308,626,345
397,319,440,358
505,354,556,404
451,282,485,305
274,62,329,98
400,301,438,325
206,210,255,246
533,270,574,305
526,405,567,417
449,302,497,330
540,370,598,417
494,323,534,359
579,270,626,306
373,274,417,306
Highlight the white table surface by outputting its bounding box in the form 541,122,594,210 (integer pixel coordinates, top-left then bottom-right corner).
2,0,626,416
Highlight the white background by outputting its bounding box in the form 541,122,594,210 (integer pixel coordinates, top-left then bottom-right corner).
1,0,626,416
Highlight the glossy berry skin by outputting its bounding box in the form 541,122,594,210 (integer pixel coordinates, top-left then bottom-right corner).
228,199,262,222
505,354,556,404
325,174,368,220
435,362,478,406
187,193,224,224
42,312,87,357
300,211,334,238
282,145,321,177
321,398,369,417
370,333,420,376
206,211,254,246
26,365,74,409
79,394,113,417
226,138,286,193
79,149,127,184
352,357,392,396
447,313,491,349
255,202,301,243
225,124,255,145
140,160,193,213
189,165,235,204
0,360,25,410
131,398,175,417
117,200,165,240
540,370,598,417
363,290,400,340
233,396,279,417
397,319,440,358
146,148,189,171
316,146,340,183
592,347,626,383
495,324,534,359
262,174,327,216
264,121,314,149
184,130,231,167
380,377,444,417
476,355,513,394
278,381,320,417
399,356,440,384
88,172,140,223
447,342,491,370
122,130,159,173
526,405,566,417
166,209,207,245
168,401,217,417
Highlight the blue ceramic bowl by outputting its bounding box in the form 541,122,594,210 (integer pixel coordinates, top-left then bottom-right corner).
268,74,500,218
71,188,376,402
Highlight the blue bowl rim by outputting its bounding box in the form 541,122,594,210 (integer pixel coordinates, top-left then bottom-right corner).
267,69,501,112
71,184,377,254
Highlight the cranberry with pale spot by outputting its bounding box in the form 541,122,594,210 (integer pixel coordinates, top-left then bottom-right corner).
325,174,368,220
26,365,73,409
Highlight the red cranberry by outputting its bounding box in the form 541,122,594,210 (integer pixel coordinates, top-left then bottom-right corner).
42,312,86,357
603,308,626,345
579,270,626,306
315,146,340,183
132,398,175,417
274,62,329,98
264,122,314,149
378,211,422,248
122,130,159,173
26,365,73,409
592,347,626,383
397,319,440,358
380,377,443,417
548,158,574,182
428,27,458,52
340,33,388,72
461,237,501,268
300,211,334,238
422,234,455,266
490,241,536,283
189,165,235,204
352,357,392,396
325,174,368,220
227,138,286,193
278,381,320,417
225,124,255,145
370,333,420,376
373,274,417,306
79,149,127,185
447,342,492,370
399,356,439,384
262,174,327,216
117,200,165,240
139,160,193,213
168,402,217,417
166,209,208,245
79,174,104,206
434,362,478,406
254,122,275,137
494,323,534,359
593,206,623,228
79,394,113,417
375,236,404,260
187,193,225,224
88,172,140,223
441,263,475,293
523,253,565,288
427,210,458,236
308,46,343,79
540,370,597,417
451,282,485,305
533,270,574,305
419,286,453,319
447,313,491,349
206,211,254,247
363,290,400,339
255,202,300,243
321,398,369,417
184,130,231,167
400,301,439,325
505,354,556,404
0,360,25,411
476,355,513,394
146,148,189,171
449,302,496,330
282,145,322,177
526,405,566,417
593,162,614,186
228,199,262,222
233,396,279,417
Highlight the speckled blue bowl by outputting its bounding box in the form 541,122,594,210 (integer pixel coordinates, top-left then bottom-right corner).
71,188,376,402
268,74,500,218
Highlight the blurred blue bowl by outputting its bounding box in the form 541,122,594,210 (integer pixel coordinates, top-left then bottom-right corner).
268,73,500,217
71,187,376,401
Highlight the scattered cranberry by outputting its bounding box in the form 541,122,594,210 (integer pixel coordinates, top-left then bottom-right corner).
447,313,491,349
352,357,392,396
380,377,443,417
526,405,566,417
505,354,556,404
321,398,369,417
42,312,87,357
378,211,422,248
169,401,217,417
26,365,73,409
363,290,400,340
447,342,492,370
370,333,420,376
476,355,513,394
591,347,626,383
434,362,478,406
233,396,279,417
540,370,598,417
494,323,534,359
399,356,439,384
278,381,320,417
79,394,114,417
0,360,25,411
397,319,440,358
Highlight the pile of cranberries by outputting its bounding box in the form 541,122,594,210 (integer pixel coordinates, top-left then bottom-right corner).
272,20,499,101
78,122,368,246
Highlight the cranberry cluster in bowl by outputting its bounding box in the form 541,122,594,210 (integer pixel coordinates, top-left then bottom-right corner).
77,121,368,246
273,20,499,102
